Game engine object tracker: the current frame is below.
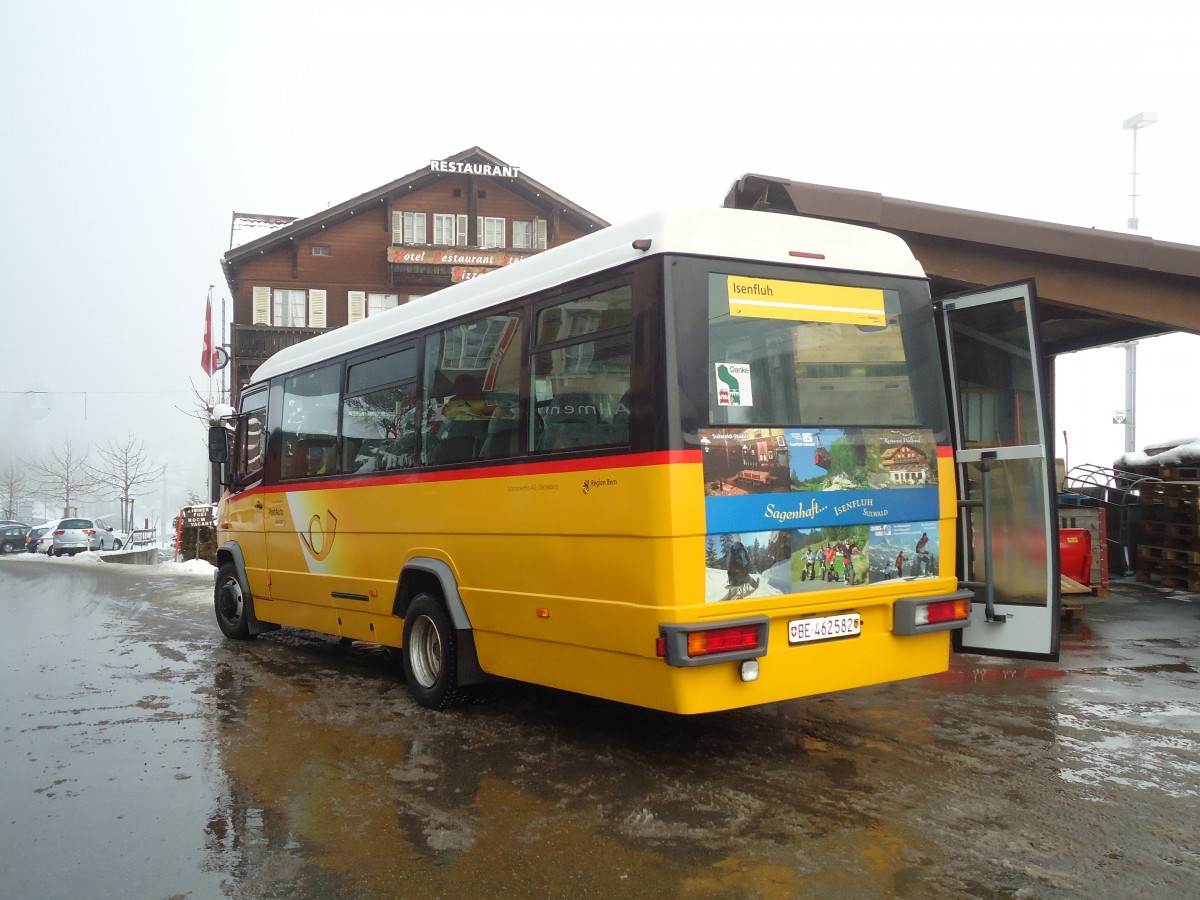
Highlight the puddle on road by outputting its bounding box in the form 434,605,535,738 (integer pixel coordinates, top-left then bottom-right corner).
7,564,1200,899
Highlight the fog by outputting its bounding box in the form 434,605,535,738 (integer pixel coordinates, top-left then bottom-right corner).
3,0,1197,523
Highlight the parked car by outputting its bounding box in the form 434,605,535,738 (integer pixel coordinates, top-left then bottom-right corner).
94,518,128,550
1,519,29,528
36,521,63,554
51,518,124,556
25,525,51,553
1,524,29,554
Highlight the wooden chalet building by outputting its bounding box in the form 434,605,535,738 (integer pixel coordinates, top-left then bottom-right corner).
220,147,609,401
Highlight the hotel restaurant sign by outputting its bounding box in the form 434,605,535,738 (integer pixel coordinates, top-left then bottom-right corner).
386,247,532,282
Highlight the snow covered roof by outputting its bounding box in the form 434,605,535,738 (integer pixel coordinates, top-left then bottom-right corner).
229,212,297,250
1115,437,1200,469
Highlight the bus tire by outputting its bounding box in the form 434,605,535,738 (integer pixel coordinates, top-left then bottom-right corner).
215,562,253,640
402,592,469,710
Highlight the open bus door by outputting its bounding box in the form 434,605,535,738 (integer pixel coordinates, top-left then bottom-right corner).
937,280,1060,660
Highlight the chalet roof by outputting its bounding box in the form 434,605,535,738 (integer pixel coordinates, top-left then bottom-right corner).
222,147,609,271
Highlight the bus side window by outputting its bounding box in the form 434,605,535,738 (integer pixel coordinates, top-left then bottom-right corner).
422,312,524,466
532,340,631,452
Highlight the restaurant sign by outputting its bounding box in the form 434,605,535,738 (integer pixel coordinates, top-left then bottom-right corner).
387,248,531,267
429,159,520,178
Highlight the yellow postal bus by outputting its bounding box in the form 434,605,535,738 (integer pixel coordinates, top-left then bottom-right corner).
209,207,975,714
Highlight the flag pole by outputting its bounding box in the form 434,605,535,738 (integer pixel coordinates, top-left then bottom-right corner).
221,295,228,406
207,285,215,407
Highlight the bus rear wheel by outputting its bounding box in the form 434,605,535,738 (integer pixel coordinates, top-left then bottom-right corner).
402,593,469,710
215,562,252,640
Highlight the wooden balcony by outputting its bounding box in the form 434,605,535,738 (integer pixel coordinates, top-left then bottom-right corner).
232,324,323,367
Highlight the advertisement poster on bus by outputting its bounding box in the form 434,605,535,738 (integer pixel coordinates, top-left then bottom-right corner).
698,426,942,602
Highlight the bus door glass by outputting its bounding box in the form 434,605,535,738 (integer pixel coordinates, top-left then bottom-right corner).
938,280,1059,659
228,388,270,600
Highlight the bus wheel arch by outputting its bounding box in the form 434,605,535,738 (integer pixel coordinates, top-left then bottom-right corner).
214,544,277,638
394,557,490,693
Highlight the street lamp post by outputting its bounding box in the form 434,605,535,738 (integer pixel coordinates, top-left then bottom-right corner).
1119,112,1157,456
1123,111,1157,230
1123,341,1138,454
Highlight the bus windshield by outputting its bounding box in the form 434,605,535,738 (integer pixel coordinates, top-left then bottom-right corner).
705,270,945,432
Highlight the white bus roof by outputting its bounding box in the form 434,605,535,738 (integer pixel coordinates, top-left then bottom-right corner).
250,207,926,385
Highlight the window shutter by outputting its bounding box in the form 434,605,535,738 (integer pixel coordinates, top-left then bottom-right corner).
309,289,327,328
347,290,366,324
391,211,403,244
477,216,484,247
536,218,547,249
252,286,271,325
456,214,468,246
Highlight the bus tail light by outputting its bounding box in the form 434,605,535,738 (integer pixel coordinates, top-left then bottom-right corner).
658,617,769,667
687,625,759,657
919,597,971,625
893,591,973,635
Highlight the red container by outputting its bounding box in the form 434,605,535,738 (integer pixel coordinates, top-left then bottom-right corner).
1059,528,1093,584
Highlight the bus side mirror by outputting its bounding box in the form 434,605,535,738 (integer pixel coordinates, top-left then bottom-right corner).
208,425,229,465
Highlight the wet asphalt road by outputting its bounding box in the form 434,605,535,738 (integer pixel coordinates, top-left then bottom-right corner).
1,555,1198,900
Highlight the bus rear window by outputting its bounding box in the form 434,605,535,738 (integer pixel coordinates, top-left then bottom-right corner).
707,273,924,429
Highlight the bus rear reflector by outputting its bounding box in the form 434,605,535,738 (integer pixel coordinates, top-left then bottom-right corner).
687,624,761,657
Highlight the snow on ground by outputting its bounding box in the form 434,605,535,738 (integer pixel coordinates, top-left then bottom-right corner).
164,559,217,577
8,547,215,576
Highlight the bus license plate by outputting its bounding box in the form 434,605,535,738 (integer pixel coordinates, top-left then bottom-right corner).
789,613,861,645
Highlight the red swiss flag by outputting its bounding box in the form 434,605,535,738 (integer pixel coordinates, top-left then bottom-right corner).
201,297,216,375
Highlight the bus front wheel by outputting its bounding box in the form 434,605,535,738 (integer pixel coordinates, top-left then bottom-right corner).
215,562,253,640
402,593,468,710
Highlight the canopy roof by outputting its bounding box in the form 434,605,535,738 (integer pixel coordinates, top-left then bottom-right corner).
725,175,1200,355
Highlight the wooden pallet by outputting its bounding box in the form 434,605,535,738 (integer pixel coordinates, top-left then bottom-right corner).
1157,466,1200,482
1138,544,1200,565
1133,467,1200,592
1136,558,1200,592
1139,519,1200,548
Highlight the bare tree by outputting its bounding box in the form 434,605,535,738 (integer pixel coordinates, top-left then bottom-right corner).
87,433,166,533
1,462,26,520
26,435,97,519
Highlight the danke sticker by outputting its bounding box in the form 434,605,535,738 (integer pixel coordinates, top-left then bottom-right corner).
715,363,753,407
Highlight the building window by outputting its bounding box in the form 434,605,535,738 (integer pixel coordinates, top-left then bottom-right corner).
405,212,427,244
433,214,456,245
513,219,547,250
311,245,332,256
479,217,505,249
367,293,399,317
273,289,307,327
392,211,427,244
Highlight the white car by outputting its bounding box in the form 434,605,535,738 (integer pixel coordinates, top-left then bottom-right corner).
50,518,125,557
37,520,64,554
